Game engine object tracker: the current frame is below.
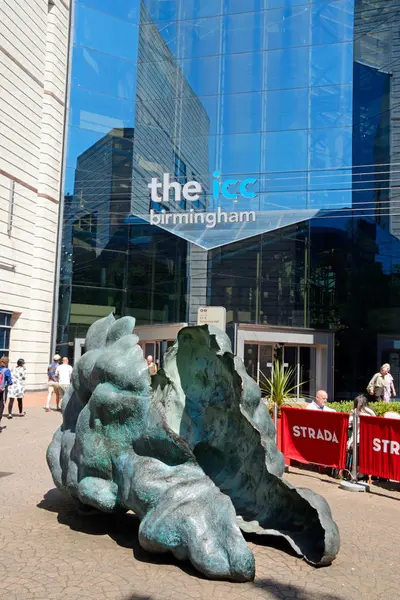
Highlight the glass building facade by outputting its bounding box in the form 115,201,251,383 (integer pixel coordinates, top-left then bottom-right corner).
58,0,400,398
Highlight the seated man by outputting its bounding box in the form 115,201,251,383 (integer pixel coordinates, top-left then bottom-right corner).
306,390,336,412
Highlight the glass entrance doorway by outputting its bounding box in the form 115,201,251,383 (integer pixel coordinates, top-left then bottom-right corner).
244,343,315,399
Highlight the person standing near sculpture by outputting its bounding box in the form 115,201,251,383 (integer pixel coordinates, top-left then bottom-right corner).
45,354,61,412
306,390,336,412
0,356,13,431
147,355,158,377
367,364,395,402
56,357,73,401
7,358,27,418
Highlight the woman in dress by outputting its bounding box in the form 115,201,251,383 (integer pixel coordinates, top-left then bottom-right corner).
7,358,27,418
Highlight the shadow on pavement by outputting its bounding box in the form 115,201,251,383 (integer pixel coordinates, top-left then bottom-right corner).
37,488,206,579
253,578,347,600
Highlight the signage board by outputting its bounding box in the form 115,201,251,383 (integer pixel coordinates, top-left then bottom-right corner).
197,306,227,332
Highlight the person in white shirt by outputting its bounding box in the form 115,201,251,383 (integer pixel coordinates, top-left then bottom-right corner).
306,390,336,412
56,357,73,400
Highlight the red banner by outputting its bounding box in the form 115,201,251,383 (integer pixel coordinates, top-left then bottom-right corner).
359,415,400,481
281,407,349,469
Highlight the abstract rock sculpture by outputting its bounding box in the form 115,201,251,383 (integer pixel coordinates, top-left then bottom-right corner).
47,315,340,581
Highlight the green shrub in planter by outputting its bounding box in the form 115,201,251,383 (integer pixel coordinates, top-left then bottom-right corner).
327,400,400,417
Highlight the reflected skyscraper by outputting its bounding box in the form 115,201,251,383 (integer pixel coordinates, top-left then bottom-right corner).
57,1,400,398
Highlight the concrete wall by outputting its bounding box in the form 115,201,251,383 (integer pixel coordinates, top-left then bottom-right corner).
0,0,70,389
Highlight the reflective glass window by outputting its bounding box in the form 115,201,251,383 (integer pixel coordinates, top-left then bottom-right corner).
223,52,263,94
259,191,308,211
265,6,310,51
218,133,261,174
180,56,220,97
267,0,309,8
265,46,309,90
177,18,221,59
69,88,135,134
74,4,139,62
221,93,262,134
77,0,140,22
310,128,352,170
265,88,309,131
71,47,137,101
224,0,265,14
223,12,263,54
311,42,353,87
312,0,355,46
141,0,177,22
179,0,222,19
310,85,353,129
263,130,308,172
260,171,307,193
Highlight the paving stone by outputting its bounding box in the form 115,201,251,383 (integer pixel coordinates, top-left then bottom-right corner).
1,406,399,599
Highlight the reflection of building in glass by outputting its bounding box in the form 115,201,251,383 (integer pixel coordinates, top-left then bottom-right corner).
132,2,210,215
57,1,400,399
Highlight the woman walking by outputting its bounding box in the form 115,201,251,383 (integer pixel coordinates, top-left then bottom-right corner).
7,358,27,418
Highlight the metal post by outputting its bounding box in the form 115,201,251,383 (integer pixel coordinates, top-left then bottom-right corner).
274,402,278,446
339,408,368,492
352,409,359,482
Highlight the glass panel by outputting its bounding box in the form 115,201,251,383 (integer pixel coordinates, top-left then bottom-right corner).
283,346,298,397
265,46,309,91
218,133,261,174
265,6,310,51
72,249,128,289
312,0,354,46
265,88,309,131
267,0,308,8
221,93,262,134
223,12,263,54
223,52,263,94
310,127,352,170
259,345,273,383
69,88,135,134
77,0,140,22
0,313,11,327
141,0,177,22
71,47,137,101
263,130,308,172
0,328,10,350
179,55,220,97
177,18,221,59
224,0,264,14
179,0,221,19
299,346,311,397
74,4,139,62
310,85,353,129
311,42,353,87
244,344,259,380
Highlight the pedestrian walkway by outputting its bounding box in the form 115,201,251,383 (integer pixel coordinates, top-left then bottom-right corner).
0,407,399,600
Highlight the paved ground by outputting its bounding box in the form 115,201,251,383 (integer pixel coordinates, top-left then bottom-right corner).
1,398,400,600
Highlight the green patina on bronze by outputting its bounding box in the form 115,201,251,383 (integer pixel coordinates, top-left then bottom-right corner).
47,315,340,581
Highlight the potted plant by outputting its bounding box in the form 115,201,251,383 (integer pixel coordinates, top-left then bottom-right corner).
259,360,308,453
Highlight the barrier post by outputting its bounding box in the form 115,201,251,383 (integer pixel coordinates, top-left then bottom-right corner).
339,409,369,493
274,402,278,446
351,409,359,482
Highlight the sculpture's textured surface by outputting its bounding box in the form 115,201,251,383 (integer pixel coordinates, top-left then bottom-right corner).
47,315,340,581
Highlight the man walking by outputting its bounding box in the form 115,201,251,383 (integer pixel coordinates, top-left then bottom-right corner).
56,357,73,402
45,354,61,412
307,390,336,412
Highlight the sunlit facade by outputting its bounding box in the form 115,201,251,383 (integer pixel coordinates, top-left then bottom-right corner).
57,0,400,398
